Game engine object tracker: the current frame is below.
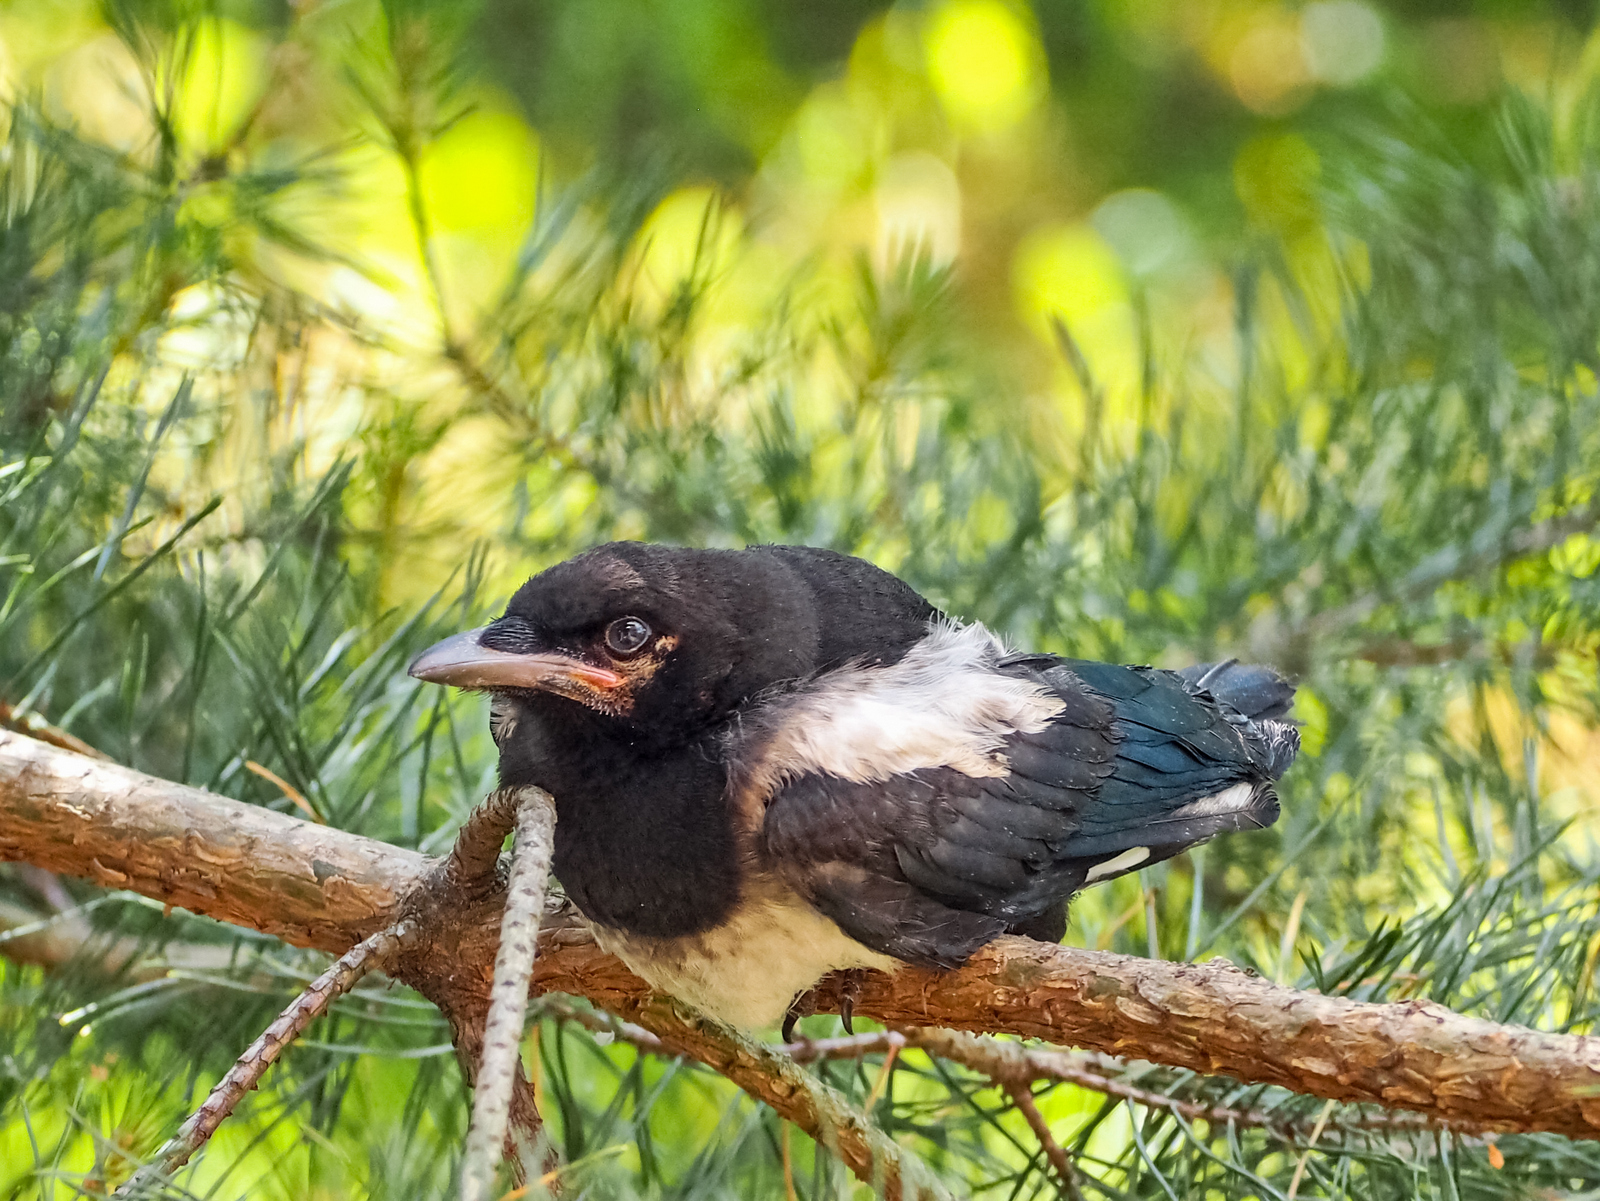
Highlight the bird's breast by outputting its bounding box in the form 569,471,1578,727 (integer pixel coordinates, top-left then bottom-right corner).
509,708,745,940
587,873,898,1029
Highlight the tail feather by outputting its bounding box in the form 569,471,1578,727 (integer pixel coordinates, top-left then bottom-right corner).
1178,659,1295,720
1178,659,1300,779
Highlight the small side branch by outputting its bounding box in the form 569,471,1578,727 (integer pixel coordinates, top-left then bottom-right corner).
1261,498,1600,662
117,921,413,1193
460,787,557,1201
445,785,529,886
619,998,954,1201
1007,1082,1084,1201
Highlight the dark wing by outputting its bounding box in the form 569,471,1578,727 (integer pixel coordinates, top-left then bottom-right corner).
761,656,1297,969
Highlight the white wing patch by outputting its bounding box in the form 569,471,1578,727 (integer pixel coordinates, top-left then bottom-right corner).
1085,845,1150,881
1166,780,1255,820
1080,783,1263,885
742,620,1063,796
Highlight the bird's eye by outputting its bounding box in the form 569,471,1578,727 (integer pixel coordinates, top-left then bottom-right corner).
604,616,652,657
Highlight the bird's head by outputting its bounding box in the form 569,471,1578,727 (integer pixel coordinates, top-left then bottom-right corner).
406,542,824,754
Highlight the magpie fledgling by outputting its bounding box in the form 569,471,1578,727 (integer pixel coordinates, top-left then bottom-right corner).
409,542,1298,1030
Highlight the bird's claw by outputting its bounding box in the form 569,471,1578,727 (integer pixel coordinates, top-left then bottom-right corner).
782,989,817,1044
837,968,865,1035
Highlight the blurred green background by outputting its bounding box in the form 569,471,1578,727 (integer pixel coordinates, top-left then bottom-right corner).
4,0,1600,1197
4,0,1572,612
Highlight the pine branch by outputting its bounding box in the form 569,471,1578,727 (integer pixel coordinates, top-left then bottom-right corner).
6,729,1600,1145
116,920,414,1193
0,700,110,761
0,728,424,951
1260,497,1600,659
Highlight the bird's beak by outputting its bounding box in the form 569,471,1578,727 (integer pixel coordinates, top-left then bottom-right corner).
407,628,623,692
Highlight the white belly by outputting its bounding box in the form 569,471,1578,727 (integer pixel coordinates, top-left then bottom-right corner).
589,875,899,1029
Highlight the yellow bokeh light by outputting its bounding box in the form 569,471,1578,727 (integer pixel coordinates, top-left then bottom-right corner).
1013,222,1128,330
419,107,541,235
173,18,268,150
794,82,873,190
1012,222,1139,398
923,0,1045,134
875,151,962,264
1229,16,1311,116
41,33,147,150
635,186,744,311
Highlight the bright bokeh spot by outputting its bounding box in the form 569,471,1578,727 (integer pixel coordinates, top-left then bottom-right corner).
42,33,147,149
923,0,1045,134
794,82,873,192
1229,15,1310,115
311,143,435,340
173,18,268,149
1090,189,1194,280
875,151,962,263
1301,1,1385,86
636,186,742,301
419,108,541,234
1012,222,1138,395
1013,223,1127,329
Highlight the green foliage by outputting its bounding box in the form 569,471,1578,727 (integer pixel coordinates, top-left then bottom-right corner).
3,3,1600,1198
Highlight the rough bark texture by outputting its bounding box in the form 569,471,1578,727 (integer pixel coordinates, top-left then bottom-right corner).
810,944,1600,1134
0,730,417,952
6,730,1600,1142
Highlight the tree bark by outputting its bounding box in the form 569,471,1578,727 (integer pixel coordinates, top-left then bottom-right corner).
5,730,1600,1141
0,729,416,952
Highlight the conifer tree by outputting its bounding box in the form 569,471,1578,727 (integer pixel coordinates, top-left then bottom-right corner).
3,3,1600,1197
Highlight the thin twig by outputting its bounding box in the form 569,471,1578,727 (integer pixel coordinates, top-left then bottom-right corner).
535,996,668,1055
385,89,579,471
615,998,954,1200
1008,1082,1084,1201
393,112,455,351
902,1027,1472,1139
460,788,557,1201
907,1027,1288,1130
117,920,414,1193
1279,498,1600,653
540,999,910,1068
